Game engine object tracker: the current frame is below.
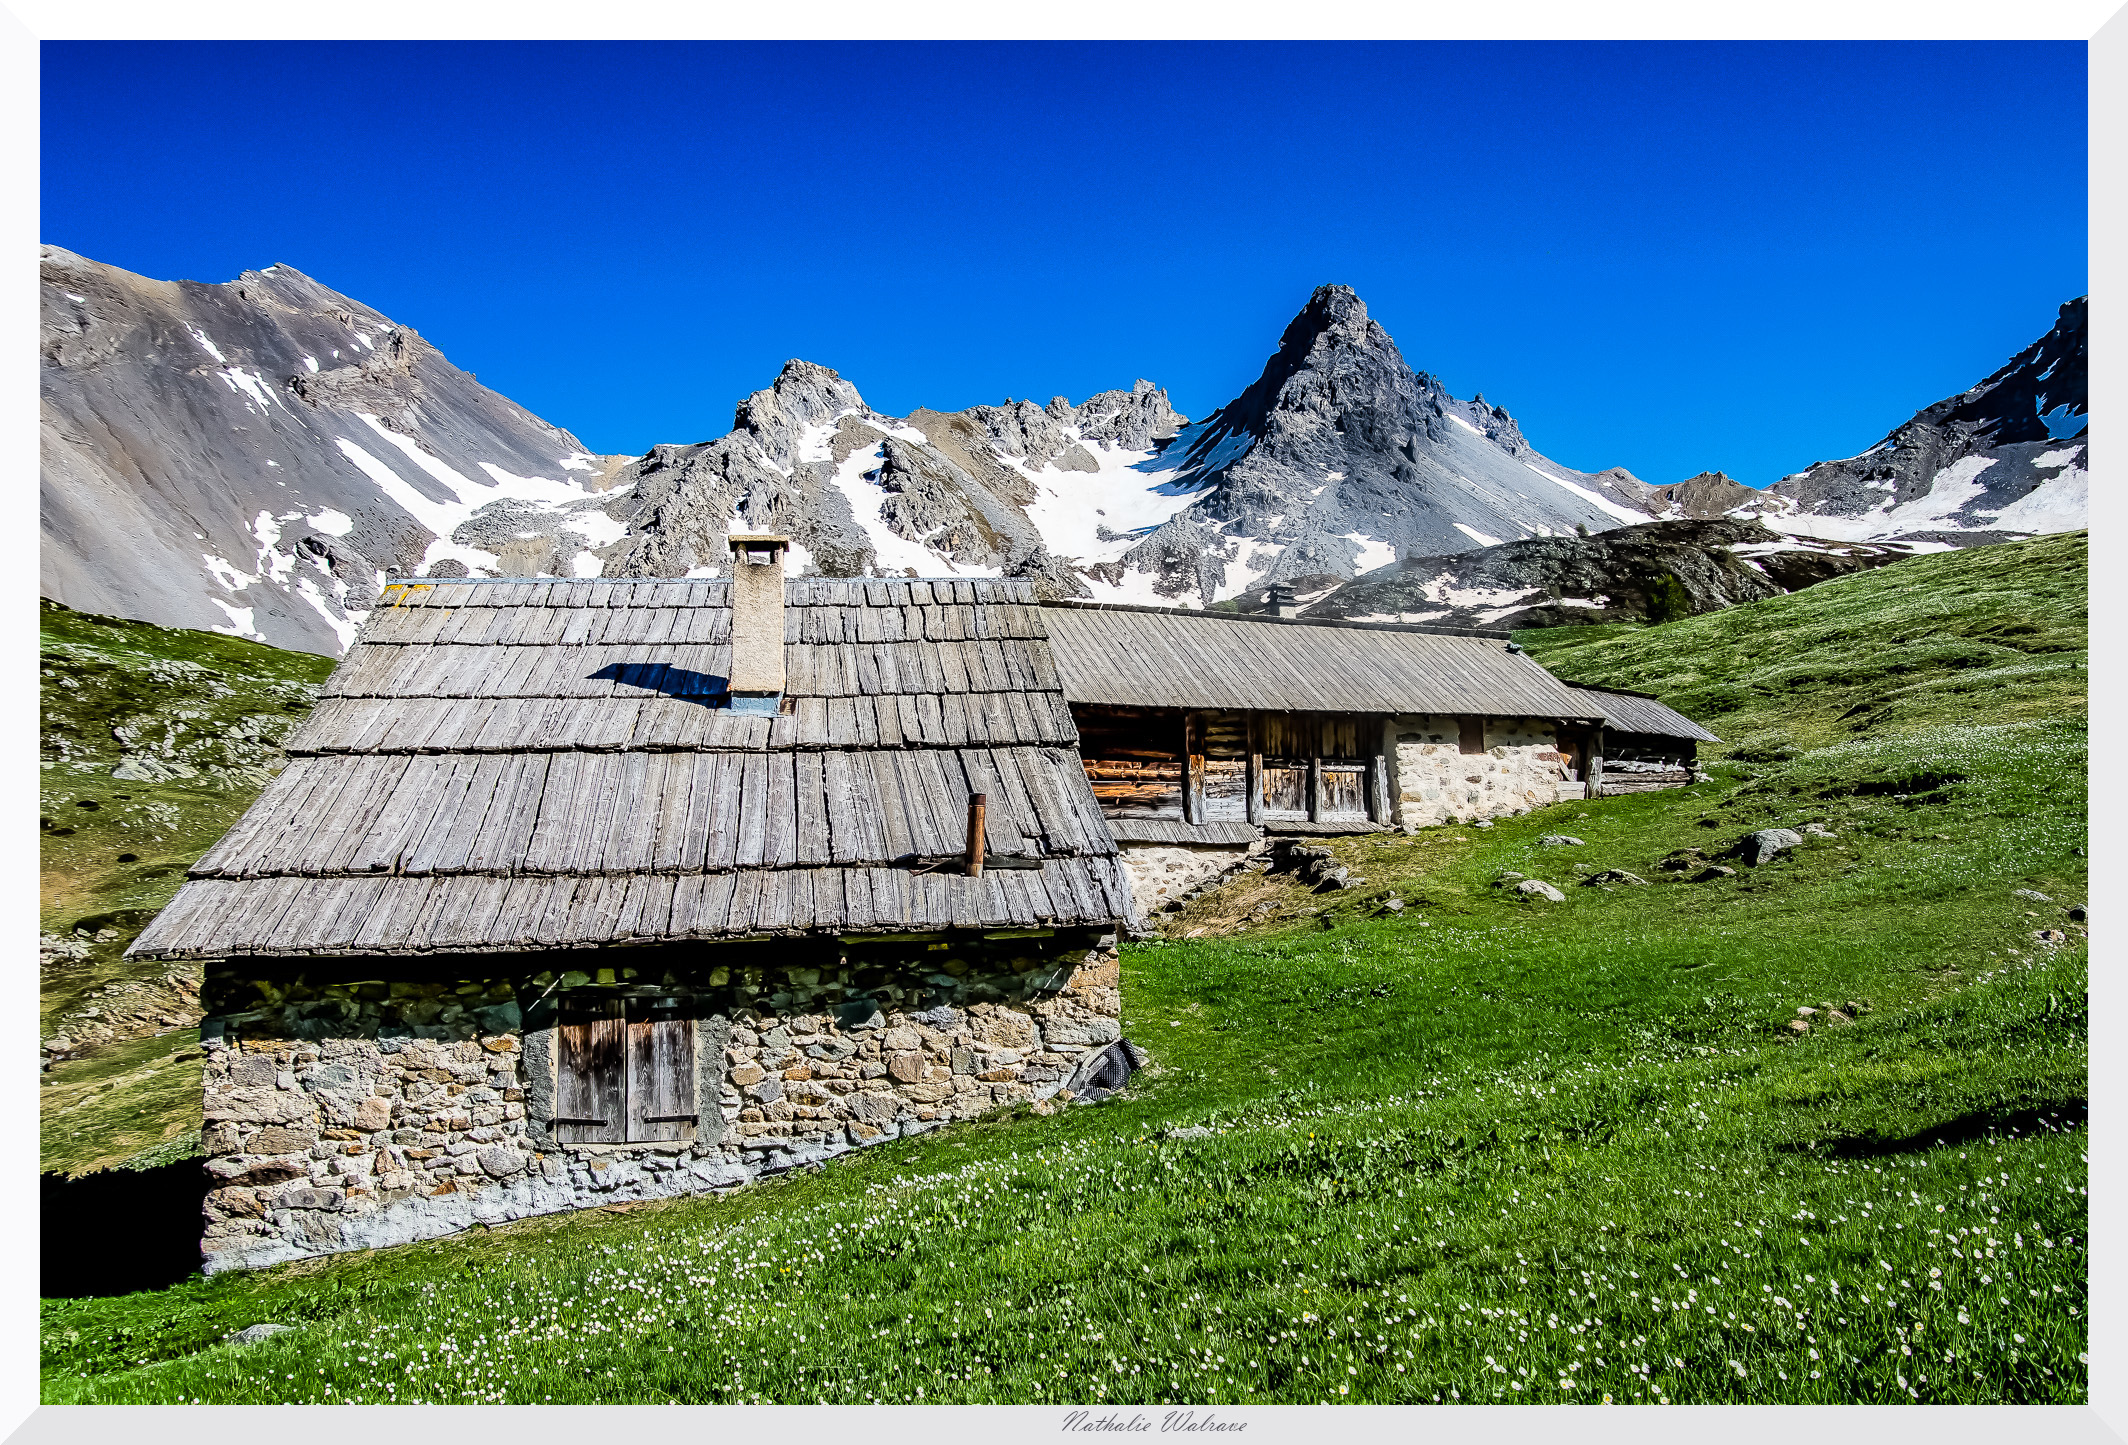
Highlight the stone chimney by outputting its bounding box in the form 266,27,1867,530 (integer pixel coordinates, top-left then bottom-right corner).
1266,583,1300,619
726,534,789,714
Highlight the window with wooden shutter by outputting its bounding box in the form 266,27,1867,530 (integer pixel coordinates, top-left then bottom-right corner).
553,997,696,1144
1458,718,1486,755
627,997,698,1142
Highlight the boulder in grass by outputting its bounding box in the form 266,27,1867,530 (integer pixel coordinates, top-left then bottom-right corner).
228,1323,295,1346
1732,828,1803,866
1583,870,1648,887
1538,835,1585,847
1515,879,1566,903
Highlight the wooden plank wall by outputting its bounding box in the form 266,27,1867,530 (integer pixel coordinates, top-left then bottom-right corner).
1075,705,1387,826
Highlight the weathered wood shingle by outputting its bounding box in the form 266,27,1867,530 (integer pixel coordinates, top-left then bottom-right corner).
1042,602,1607,720
131,577,1123,960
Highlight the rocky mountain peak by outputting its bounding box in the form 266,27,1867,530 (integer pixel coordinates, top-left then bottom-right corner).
730,360,870,470
1104,283,1656,604
1280,282,1376,348
1646,471,1762,521
1764,294,2088,541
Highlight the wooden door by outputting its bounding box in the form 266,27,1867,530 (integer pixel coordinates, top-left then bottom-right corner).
627,997,699,1143
1262,765,1308,818
554,997,626,1143
1320,765,1368,819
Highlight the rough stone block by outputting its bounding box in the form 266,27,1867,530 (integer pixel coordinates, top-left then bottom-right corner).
248,1126,317,1155
277,1186,345,1211
227,1056,277,1088
205,1088,317,1125
848,1092,899,1123
476,1147,526,1179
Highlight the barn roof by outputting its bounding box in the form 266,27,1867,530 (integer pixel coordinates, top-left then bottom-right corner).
1041,601,1608,722
1560,682,1721,743
128,576,1132,961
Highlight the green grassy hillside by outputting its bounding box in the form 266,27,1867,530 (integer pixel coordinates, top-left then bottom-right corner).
39,600,334,1176
1518,530,2086,760
40,537,2086,1405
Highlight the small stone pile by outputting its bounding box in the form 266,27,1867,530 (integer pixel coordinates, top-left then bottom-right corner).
1267,839,1357,891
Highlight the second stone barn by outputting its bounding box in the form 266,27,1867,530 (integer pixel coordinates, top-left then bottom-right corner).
1037,599,1716,908
127,538,1138,1273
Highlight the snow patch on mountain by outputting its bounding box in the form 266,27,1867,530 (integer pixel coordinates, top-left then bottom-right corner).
1023,443,1200,565
1980,452,2086,533
1523,462,1651,524
1346,534,1398,574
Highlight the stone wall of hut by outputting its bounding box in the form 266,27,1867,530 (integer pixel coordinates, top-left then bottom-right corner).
1116,841,1265,912
197,929,1119,1273
1387,715,1570,828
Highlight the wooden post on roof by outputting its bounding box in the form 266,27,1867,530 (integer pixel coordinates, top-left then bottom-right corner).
1183,712,1206,824
966,793,987,877
1244,712,1264,825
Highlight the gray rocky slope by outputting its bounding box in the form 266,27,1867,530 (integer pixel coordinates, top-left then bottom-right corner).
1285,294,2088,627
1740,296,2087,543
599,364,1188,599
41,245,628,655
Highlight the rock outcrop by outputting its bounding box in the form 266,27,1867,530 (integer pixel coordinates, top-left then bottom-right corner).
599,363,1184,599
1754,296,2087,542
1646,471,1762,520
1103,285,1656,604
1296,517,1919,629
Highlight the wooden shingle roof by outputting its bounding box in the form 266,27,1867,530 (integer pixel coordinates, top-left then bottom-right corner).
129,577,1132,960
1560,683,1721,743
1042,602,1608,721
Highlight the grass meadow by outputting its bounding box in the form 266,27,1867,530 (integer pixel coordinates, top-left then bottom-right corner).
40,534,2087,1404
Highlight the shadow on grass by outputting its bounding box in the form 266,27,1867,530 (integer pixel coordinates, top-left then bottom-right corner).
1794,1101,2088,1160
42,1161,207,1298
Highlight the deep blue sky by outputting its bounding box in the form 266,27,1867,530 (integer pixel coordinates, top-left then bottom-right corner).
42,41,2086,486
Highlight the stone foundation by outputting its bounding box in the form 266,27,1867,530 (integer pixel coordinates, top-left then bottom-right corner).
1117,842,1262,912
1388,715,1568,828
196,929,1117,1272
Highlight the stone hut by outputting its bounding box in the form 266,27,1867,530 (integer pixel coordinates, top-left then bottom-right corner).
1038,601,1715,907
128,546,1137,1273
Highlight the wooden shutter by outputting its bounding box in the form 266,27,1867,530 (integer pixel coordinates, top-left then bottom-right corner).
1459,718,1486,755
626,997,698,1142
1262,765,1307,818
554,998,625,1143
1320,765,1367,818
